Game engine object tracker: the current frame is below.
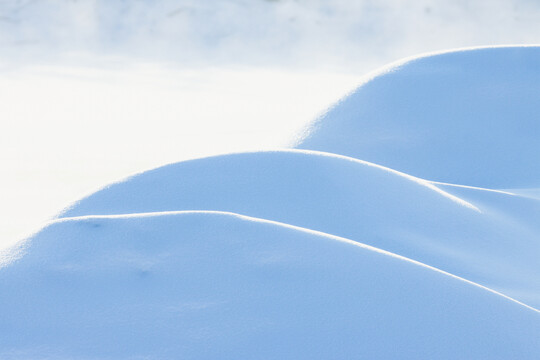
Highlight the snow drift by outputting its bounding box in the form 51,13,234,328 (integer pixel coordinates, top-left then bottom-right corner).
61,150,540,308
296,46,540,188
1,212,539,359
1,46,539,358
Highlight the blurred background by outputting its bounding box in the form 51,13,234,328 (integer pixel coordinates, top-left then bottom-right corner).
1,0,540,248
2,0,540,69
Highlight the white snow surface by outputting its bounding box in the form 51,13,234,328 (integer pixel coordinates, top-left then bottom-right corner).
296,46,540,188
1,46,540,358
1,212,539,359
61,150,540,309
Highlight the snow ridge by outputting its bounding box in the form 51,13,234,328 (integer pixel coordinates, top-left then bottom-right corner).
52,210,540,314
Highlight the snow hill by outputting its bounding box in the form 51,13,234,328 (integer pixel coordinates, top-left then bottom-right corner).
61,150,540,309
1,46,539,358
296,46,540,188
1,212,539,359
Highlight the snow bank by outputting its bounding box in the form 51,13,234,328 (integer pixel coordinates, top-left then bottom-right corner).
296,46,540,188
1,212,538,359
61,150,540,309
1,46,539,358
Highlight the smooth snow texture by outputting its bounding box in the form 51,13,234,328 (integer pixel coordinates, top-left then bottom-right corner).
296,46,540,188
61,150,540,309
1,212,539,359
0,66,356,249
1,46,540,358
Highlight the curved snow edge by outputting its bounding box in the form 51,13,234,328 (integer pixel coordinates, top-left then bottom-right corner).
290,44,540,143
58,148,480,218
23,209,540,314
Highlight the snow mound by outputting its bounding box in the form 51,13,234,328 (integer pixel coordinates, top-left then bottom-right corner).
1,212,538,359
60,150,540,309
296,46,540,188
2,47,540,358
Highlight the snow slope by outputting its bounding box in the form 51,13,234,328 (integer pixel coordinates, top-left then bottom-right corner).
296,46,540,188
1,212,539,359
61,150,540,309
1,46,540,358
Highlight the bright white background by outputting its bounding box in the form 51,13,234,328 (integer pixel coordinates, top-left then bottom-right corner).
1,0,540,248
0,64,357,247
